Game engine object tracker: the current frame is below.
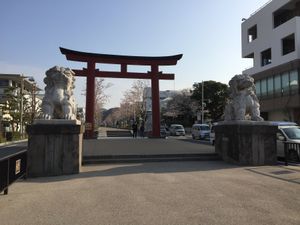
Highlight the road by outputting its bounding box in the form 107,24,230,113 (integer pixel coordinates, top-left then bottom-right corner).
0,140,27,159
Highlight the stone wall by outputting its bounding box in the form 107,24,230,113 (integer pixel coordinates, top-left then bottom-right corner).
215,121,277,166
26,123,83,177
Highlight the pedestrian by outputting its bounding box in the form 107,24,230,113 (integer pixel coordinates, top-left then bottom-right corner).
139,123,145,138
132,122,138,138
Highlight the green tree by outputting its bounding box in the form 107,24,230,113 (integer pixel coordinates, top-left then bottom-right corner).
2,86,23,132
191,80,229,121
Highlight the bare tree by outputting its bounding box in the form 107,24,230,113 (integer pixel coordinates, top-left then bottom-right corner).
120,80,149,123
82,78,112,128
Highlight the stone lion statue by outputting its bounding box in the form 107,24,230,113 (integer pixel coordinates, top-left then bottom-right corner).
41,66,76,120
224,74,263,121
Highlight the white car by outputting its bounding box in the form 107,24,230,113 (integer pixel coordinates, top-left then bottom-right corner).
275,121,300,161
191,124,210,140
169,124,185,136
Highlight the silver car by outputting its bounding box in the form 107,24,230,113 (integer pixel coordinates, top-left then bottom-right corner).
169,124,185,136
191,124,210,140
276,122,300,161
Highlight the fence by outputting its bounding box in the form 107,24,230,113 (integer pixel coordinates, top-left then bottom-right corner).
0,149,27,195
284,142,300,166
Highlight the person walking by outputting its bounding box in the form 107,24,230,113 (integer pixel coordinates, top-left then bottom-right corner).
132,122,138,138
139,123,145,138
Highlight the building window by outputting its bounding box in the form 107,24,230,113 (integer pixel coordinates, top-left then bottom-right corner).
255,80,261,97
261,79,267,96
267,77,274,96
290,69,299,94
282,72,289,95
274,74,281,97
282,34,295,55
248,25,257,43
0,80,9,87
261,48,272,66
273,9,294,28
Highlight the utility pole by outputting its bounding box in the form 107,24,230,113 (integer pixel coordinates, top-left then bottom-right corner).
201,81,204,123
20,75,24,138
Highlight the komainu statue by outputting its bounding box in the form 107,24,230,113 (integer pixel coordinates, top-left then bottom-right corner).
41,66,76,120
224,74,263,121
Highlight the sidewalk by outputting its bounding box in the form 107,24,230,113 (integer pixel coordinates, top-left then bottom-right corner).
0,139,27,147
1,161,299,225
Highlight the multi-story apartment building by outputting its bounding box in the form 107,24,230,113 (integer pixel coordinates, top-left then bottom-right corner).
143,87,180,131
0,74,41,137
0,74,38,103
242,0,300,123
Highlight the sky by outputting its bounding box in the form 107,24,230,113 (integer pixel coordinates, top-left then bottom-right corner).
0,0,270,109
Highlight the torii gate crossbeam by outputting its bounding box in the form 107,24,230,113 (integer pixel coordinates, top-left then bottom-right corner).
60,47,182,139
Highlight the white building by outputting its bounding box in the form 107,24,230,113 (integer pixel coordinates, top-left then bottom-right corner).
242,0,300,123
143,87,179,131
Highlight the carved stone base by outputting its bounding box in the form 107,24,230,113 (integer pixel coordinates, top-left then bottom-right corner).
215,121,277,166
26,123,83,177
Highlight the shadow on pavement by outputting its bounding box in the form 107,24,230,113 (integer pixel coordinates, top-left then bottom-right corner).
25,161,237,183
176,138,212,145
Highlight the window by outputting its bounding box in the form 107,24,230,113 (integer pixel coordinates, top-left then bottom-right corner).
282,34,295,55
274,74,281,96
274,9,294,28
267,77,274,96
290,69,298,93
0,79,9,87
261,79,267,96
261,48,272,66
255,80,261,97
282,72,289,95
248,25,257,43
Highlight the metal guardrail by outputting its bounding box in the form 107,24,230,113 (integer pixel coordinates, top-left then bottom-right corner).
0,149,27,195
284,142,300,166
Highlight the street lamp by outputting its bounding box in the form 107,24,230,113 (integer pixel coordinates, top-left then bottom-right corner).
201,81,204,123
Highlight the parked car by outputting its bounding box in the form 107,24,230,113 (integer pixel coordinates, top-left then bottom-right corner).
169,124,185,136
274,121,300,161
160,127,169,138
191,124,210,140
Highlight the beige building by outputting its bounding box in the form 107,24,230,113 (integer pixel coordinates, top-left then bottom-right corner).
0,74,41,137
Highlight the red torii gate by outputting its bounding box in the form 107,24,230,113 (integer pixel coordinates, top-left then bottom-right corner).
60,47,182,138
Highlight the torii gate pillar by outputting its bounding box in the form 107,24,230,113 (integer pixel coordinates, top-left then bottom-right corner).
151,65,161,138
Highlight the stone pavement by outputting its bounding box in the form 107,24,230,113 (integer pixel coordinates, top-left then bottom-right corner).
83,137,215,156
1,161,300,225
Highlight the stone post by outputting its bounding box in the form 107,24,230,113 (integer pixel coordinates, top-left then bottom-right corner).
26,120,83,177
215,121,277,166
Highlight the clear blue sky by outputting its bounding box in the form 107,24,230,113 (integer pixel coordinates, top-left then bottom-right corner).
0,0,269,109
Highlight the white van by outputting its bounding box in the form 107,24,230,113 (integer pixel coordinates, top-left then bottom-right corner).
169,124,185,136
191,124,210,140
274,121,300,161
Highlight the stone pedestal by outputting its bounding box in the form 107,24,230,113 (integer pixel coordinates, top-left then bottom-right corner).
26,120,84,177
215,121,277,166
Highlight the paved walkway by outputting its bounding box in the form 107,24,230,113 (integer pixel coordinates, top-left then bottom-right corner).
1,161,300,225
83,138,214,156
